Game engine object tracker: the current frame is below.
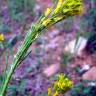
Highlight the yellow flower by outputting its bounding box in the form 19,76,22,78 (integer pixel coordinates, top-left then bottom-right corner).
53,0,84,17
53,16,64,22
42,19,51,26
53,91,59,96
62,0,84,16
54,0,63,14
0,34,5,41
44,7,52,17
42,0,84,28
48,88,52,96
53,74,73,93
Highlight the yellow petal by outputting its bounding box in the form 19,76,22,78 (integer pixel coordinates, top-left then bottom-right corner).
54,0,63,14
48,88,52,96
42,19,51,26
45,7,52,17
53,91,59,96
0,34,5,41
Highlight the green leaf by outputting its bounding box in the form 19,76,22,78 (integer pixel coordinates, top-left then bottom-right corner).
74,31,81,54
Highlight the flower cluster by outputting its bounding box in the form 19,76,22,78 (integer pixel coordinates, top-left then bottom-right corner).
48,74,73,96
41,0,84,27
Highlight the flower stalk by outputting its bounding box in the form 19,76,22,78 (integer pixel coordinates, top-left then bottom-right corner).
0,0,84,95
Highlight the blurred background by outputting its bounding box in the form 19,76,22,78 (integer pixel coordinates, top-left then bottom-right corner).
0,0,96,96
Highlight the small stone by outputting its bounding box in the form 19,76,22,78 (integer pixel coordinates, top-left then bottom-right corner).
43,64,60,77
64,36,87,56
82,67,96,80
81,64,90,71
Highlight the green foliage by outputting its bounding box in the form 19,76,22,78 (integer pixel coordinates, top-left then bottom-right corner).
83,32,92,38
7,0,35,21
0,23,10,33
39,93,48,96
71,82,96,96
7,79,26,96
61,53,73,65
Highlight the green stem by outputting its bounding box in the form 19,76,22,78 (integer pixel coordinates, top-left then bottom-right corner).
0,24,45,96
